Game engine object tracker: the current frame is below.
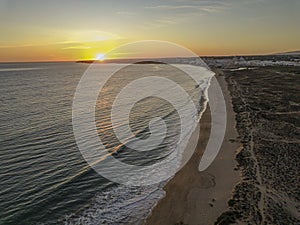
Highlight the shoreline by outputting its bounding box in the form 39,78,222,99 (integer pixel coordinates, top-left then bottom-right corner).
145,72,241,225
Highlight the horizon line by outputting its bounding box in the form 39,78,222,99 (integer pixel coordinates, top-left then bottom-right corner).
1,51,298,64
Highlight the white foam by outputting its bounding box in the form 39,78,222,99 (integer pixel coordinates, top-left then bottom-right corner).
64,184,165,225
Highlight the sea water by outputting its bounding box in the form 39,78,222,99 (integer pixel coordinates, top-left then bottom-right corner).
0,61,212,224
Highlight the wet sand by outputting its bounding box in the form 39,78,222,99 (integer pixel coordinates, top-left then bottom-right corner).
145,73,241,225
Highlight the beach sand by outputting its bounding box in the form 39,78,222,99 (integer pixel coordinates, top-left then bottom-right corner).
145,72,241,225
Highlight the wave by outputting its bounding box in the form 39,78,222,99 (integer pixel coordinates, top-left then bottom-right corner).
0,67,43,72
63,63,213,225
64,184,166,225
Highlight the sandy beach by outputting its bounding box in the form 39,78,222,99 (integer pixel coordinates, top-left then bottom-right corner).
145,72,241,225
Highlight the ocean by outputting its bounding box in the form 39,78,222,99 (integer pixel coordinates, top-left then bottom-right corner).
0,61,212,225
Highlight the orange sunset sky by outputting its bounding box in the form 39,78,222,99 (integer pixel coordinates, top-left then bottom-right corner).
0,0,299,62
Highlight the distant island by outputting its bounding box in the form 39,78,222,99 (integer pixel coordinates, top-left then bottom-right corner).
76,59,167,64
274,50,300,55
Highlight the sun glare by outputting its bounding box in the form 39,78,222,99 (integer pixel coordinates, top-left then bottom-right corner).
96,53,106,61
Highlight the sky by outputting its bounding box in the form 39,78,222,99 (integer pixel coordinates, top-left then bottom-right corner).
0,0,299,62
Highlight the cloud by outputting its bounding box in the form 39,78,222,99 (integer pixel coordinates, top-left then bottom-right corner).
142,1,230,28
145,5,197,10
116,11,135,16
143,18,178,28
145,1,231,14
61,45,91,50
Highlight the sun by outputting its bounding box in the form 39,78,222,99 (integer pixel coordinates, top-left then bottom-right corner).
96,53,106,61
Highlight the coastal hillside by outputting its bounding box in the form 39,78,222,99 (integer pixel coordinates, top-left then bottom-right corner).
216,66,300,225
